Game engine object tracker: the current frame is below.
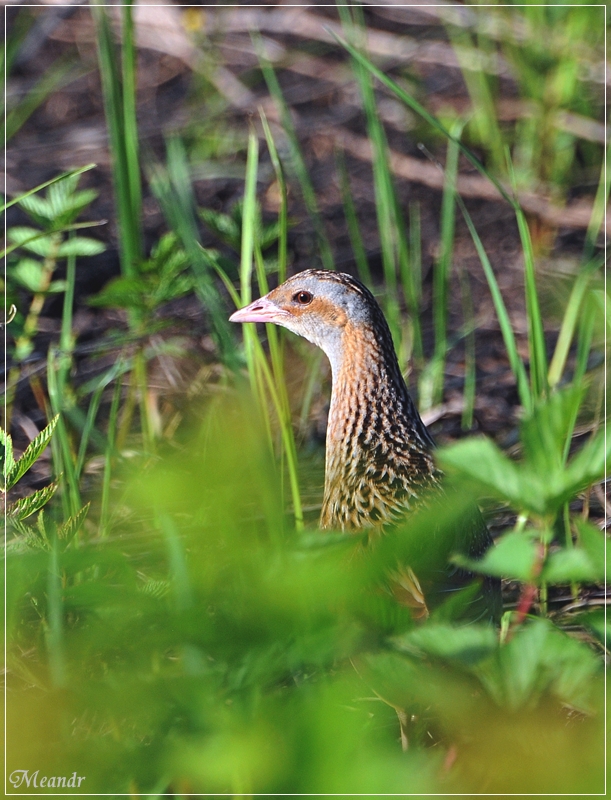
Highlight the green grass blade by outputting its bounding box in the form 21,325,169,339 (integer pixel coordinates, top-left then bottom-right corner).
6,58,74,141
338,5,401,342
99,373,122,537
332,30,514,208
336,148,372,287
157,511,193,612
406,201,423,364
47,350,81,518
148,139,239,370
430,124,462,406
240,129,259,309
583,140,610,261
75,361,125,480
260,109,288,284
58,242,77,393
455,193,532,412
92,2,142,279
459,266,476,430
254,34,334,271
548,257,603,389
46,537,66,687
121,4,142,255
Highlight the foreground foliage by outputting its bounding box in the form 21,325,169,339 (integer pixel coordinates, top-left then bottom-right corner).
4,399,605,795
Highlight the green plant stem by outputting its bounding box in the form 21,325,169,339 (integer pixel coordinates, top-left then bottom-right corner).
100,374,122,537
407,202,423,365
459,267,476,430
47,349,81,519
238,128,303,530
13,232,62,363
134,346,155,456
45,535,66,688
563,503,578,601
58,246,77,397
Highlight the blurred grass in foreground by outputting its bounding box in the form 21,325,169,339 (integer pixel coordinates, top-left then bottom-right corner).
5,398,604,795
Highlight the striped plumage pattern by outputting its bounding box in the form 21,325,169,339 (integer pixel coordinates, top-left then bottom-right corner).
316,272,438,530
230,269,501,621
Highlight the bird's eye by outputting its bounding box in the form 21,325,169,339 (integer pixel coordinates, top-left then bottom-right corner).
294,290,313,305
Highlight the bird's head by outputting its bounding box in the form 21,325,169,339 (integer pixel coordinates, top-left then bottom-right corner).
229,269,387,369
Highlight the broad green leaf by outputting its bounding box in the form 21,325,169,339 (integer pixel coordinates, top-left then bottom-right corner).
559,428,608,500
439,425,608,517
17,193,53,222
575,519,605,572
47,172,81,218
478,618,600,712
11,258,45,292
8,226,53,257
8,483,57,521
6,415,59,488
58,236,105,257
391,623,497,665
1,427,15,484
454,530,539,582
541,547,602,584
437,437,529,508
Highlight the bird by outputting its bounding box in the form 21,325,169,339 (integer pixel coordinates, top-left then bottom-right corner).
230,269,501,622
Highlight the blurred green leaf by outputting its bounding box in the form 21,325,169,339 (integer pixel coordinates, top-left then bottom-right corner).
542,547,602,584
454,530,539,582
89,276,148,310
478,618,601,712
11,258,45,292
57,236,105,257
8,226,54,257
200,207,241,250
391,623,497,665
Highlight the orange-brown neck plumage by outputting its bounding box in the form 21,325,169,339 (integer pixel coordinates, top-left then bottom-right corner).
321,318,437,531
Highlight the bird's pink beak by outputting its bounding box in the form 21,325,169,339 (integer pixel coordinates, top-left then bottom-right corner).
229,296,288,324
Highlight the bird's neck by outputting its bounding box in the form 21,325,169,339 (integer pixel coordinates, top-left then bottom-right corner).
320,321,433,530
327,324,420,455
